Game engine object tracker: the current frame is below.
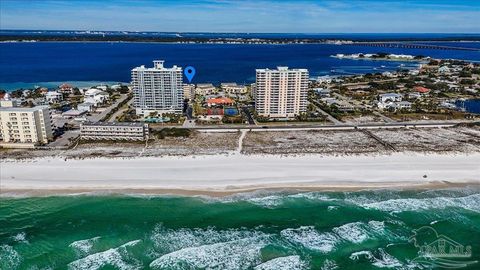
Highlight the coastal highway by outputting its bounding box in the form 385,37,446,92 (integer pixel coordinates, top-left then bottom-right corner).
190,120,477,132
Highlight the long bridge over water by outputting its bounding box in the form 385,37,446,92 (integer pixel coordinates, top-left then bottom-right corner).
345,42,480,51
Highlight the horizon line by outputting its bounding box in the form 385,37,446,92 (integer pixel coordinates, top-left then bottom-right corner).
1,29,480,35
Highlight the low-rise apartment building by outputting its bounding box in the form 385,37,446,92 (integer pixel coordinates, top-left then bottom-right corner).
195,83,216,96
0,105,54,147
80,122,149,141
221,83,248,95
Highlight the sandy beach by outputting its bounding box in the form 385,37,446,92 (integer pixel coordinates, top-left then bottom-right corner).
1,152,479,196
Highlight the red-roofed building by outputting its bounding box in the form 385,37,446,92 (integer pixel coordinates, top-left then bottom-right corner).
206,97,234,106
39,87,49,95
59,83,74,94
0,92,5,99
414,86,430,93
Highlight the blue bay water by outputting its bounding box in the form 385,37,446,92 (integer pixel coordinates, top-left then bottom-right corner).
1,188,479,269
1,42,480,90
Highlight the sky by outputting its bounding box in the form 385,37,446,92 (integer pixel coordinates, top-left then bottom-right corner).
1,0,479,33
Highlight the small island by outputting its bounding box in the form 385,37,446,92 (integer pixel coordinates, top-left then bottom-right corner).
332,52,430,62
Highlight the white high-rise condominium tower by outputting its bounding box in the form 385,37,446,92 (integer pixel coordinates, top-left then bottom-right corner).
132,60,183,116
255,66,309,118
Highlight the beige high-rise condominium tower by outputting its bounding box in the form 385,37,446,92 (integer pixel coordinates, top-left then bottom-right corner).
0,105,53,147
255,66,309,118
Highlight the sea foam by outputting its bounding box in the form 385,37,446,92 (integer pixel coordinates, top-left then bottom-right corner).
280,226,339,253
0,245,22,270
332,222,369,243
149,237,267,270
349,248,403,268
361,194,480,213
280,220,393,253
254,255,308,270
11,232,28,244
69,236,101,257
150,224,268,253
67,240,141,270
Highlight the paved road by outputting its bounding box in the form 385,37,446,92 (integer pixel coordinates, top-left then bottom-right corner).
87,94,129,122
241,106,256,125
310,100,343,125
108,97,133,122
372,111,396,123
341,78,397,87
194,120,473,132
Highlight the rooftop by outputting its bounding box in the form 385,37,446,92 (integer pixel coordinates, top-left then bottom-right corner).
221,82,238,87
197,83,215,88
82,121,146,127
132,60,181,72
256,66,308,72
63,109,87,116
414,86,431,93
0,105,49,112
380,93,402,97
207,97,235,105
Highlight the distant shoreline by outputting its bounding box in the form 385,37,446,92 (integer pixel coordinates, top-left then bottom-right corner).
0,81,129,91
2,35,480,44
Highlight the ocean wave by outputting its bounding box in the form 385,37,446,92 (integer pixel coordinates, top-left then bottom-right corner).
0,245,22,270
200,189,480,213
244,192,337,208
11,232,28,244
199,190,290,207
281,220,397,253
320,259,339,270
327,206,338,211
67,240,141,270
204,191,337,208
69,237,101,257
280,226,339,253
150,224,268,253
254,255,308,270
360,194,480,213
149,237,267,270
245,195,286,208
349,248,402,268
333,222,371,243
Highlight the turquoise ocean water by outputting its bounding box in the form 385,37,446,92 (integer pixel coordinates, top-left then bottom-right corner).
1,188,479,269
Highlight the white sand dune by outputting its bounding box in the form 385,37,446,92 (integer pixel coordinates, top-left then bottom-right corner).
1,153,479,195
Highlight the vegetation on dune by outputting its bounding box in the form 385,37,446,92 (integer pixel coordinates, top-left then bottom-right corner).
151,128,192,139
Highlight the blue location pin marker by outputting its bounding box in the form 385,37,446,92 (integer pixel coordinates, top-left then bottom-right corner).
184,66,196,83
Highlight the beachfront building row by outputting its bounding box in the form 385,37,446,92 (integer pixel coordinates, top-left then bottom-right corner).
255,66,309,118
80,122,149,141
132,60,309,119
132,60,183,116
0,104,54,148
